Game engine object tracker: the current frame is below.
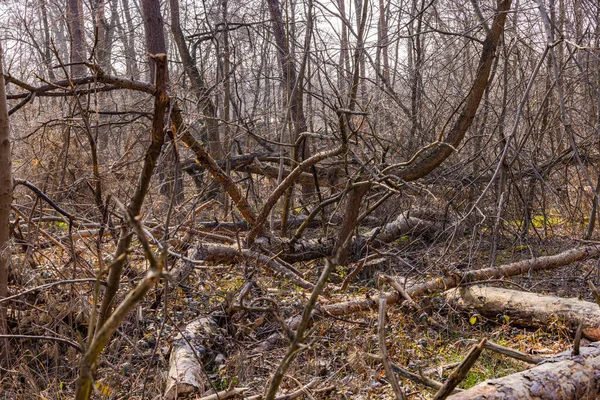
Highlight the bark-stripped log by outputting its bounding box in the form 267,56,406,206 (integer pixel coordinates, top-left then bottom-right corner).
446,286,600,341
447,343,600,399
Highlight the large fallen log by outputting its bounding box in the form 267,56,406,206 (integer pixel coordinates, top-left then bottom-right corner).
445,285,600,341
446,343,600,399
164,317,221,399
288,245,600,328
258,211,448,263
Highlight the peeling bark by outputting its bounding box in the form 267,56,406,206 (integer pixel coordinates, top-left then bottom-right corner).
164,317,220,399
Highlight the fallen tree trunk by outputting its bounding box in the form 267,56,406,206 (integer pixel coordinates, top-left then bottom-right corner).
446,343,600,399
164,317,221,399
259,211,448,263
197,244,314,290
290,245,600,328
446,285,600,341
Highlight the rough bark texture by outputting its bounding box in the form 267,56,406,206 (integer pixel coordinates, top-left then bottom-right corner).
446,285,600,340
447,343,600,399
174,105,257,226
67,0,87,77
140,0,167,81
95,54,169,332
196,243,314,289
333,184,370,265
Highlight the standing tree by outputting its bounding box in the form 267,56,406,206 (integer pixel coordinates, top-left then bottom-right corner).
0,39,12,363
67,0,87,77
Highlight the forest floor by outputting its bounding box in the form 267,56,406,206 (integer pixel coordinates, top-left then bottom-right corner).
2,227,596,399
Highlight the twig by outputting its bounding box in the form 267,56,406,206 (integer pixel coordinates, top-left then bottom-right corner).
464,339,543,364
0,334,82,352
587,280,600,306
573,320,584,356
378,297,407,399
13,179,74,220
195,387,249,400
0,278,105,305
380,274,420,310
432,339,486,400
263,258,337,400
365,353,460,393
245,379,318,400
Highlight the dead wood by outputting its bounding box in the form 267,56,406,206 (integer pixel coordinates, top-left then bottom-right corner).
432,339,486,400
194,387,249,400
446,343,600,399
446,285,600,341
259,212,445,264
464,339,544,364
363,213,441,244
289,245,600,329
378,296,407,399
164,317,221,399
197,244,314,290
366,353,462,394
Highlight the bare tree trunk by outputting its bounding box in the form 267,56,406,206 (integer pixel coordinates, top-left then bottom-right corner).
333,183,370,265
266,0,310,167
407,0,423,146
67,0,86,77
0,39,12,363
94,0,108,68
397,0,512,182
169,0,223,160
140,0,183,204
337,0,350,94
40,0,56,80
140,0,167,82
121,0,140,78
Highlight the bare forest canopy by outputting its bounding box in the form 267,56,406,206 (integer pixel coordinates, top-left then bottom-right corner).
2,0,600,398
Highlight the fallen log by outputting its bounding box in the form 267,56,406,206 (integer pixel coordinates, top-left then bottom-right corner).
446,343,600,399
446,286,600,341
196,243,315,290
164,317,221,399
363,210,450,244
289,245,600,328
260,212,446,264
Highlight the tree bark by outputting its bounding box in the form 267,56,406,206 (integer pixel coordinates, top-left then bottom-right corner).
140,0,167,81
294,245,600,328
447,343,600,399
164,317,220,399
67,0,87,77
95,54,169,332
446,285,600,341
0,39,12,363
